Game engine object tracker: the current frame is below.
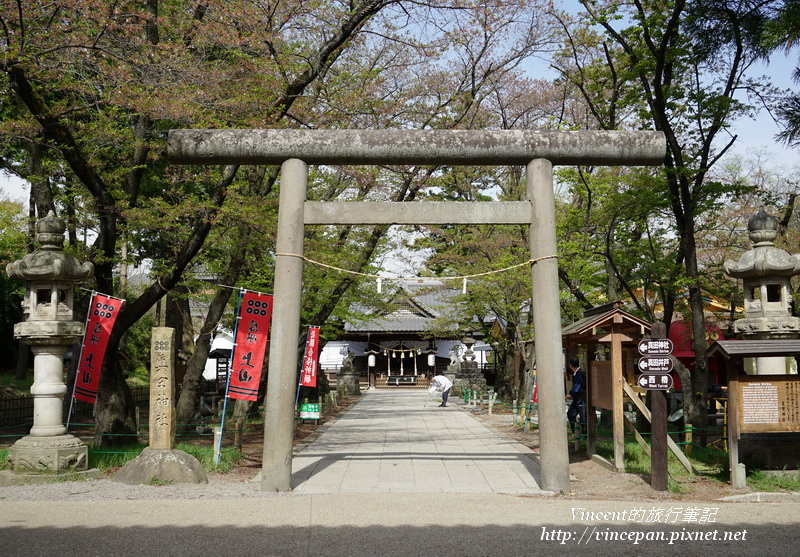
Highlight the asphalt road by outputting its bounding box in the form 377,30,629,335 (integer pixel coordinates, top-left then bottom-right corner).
2,493,797,556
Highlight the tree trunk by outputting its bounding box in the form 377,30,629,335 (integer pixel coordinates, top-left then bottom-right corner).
27,140,54,218
176,286,236,430
686,287,710,447
492,324,519,401
605,256,620,302
94,351,137,447
232,397,256,422
682,217,710,447
175,232,250,430
165,285,195,385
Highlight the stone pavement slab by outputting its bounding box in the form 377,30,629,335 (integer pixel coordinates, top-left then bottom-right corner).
290,390,546,495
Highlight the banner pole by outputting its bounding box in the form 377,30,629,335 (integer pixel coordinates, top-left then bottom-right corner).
65,371,77,433
294,378,303,411
217,288,245,465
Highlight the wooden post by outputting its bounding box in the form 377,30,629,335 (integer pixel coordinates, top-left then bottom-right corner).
586,357,596,458
651,389,668,491
135,406,140,438
726,358,745,487
611,329,625,471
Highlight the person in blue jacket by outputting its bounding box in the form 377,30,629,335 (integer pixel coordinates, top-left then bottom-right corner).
566,357,586,433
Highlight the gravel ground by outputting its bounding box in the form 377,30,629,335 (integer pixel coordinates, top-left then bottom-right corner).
0,472,279,501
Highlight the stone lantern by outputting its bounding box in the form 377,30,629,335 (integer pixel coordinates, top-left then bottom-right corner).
723,207,800,373
454,336,486,391
2,210,96,483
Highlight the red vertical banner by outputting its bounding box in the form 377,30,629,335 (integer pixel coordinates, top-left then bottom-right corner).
300,326,321,388
74,293,124,403
228,292,273,401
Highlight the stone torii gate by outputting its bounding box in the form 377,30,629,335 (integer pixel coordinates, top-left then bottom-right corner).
168,129,666,493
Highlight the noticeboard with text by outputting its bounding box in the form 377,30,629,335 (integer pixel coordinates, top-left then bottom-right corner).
738,375,800,433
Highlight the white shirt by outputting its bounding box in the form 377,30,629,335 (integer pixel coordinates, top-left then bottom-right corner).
429,375,453,393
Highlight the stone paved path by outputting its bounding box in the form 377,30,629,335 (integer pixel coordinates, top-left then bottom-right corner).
291,389,546,495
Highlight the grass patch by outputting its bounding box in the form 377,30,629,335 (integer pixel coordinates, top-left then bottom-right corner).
747,469,800,492
88,441,243,474
89,442,148,470
592,432,800,494
0,372,34,395
124,370,150,388
594,438,720,493
1,442,243,475
178,442,244,474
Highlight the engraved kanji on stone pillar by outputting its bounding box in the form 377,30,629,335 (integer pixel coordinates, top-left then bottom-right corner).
149,328,176,450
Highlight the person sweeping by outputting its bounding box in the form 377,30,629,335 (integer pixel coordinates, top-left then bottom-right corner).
429,375,453,407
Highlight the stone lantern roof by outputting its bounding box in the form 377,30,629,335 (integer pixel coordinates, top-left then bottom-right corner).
723,207,800,279
6,211,94,283
723,207,800,339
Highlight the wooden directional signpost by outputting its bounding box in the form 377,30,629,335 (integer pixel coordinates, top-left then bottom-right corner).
637,373,674,391
637,336,673,491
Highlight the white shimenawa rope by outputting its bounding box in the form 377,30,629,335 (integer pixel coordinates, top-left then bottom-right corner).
274,253,558,293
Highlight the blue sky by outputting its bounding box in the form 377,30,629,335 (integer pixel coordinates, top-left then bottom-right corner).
728,53,799,169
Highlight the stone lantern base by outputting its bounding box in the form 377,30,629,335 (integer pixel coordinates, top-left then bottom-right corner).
453,360,486,394
337,368,361,396
0,434,100,486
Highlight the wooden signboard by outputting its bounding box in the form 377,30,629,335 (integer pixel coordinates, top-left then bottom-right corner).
738,375,800,433
589,361,613,411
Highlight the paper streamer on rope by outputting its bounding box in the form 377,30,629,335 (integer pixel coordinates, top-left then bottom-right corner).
300,326,321,388
228,292,273,401
74,293,124,403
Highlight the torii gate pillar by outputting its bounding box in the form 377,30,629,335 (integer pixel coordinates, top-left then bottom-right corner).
527,158,570,491
168,129,666,494
260,158,308,491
